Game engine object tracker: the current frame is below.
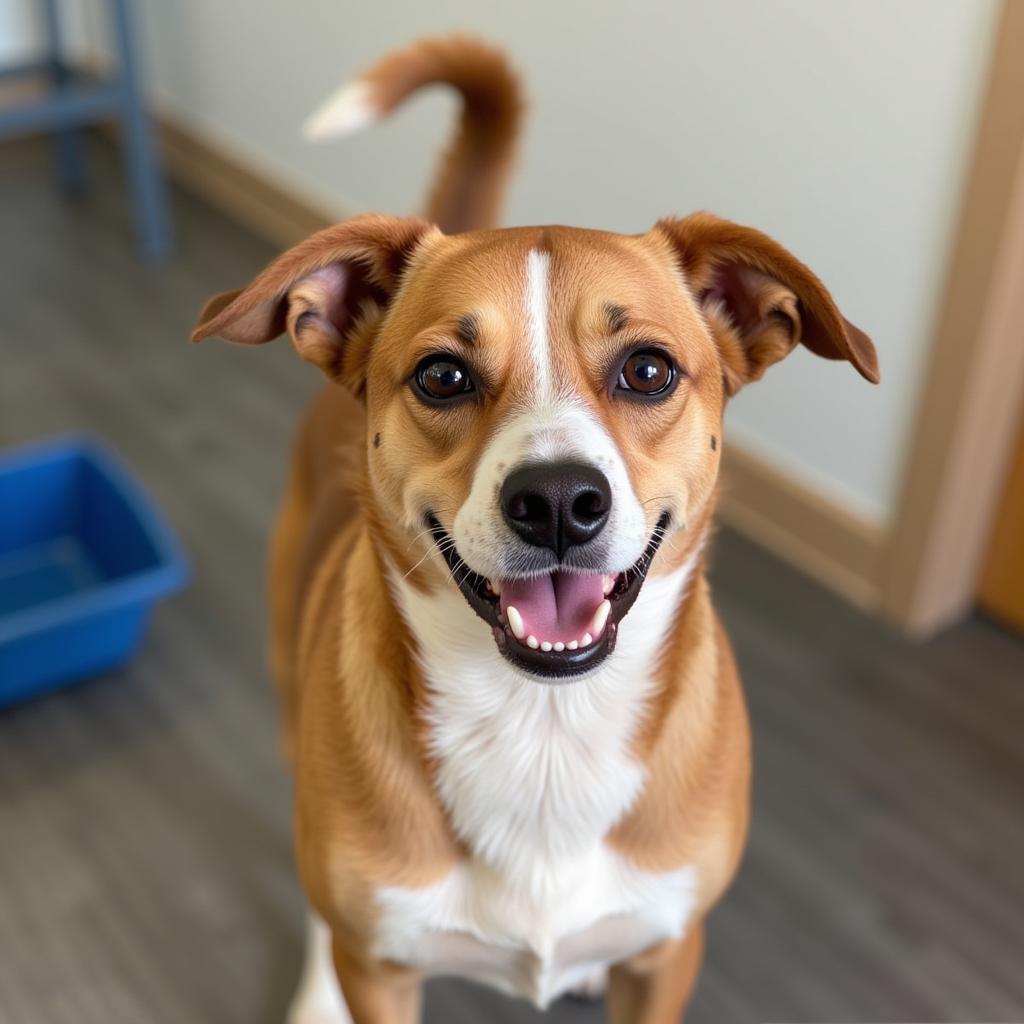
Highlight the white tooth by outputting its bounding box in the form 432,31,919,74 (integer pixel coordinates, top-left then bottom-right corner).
506,605,525,639
489,578,502,595
541,641,553,652
592,599,611,635
603,574,616,596
553,641,565,652
567,640,578,650
527,635,539,649
581,633,593,647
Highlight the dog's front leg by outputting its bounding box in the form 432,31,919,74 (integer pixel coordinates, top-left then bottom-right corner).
606,922,705,1024
287,912,421,1024
330,935,422,1024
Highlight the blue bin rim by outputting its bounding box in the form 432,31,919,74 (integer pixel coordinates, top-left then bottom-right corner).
0,434,190,645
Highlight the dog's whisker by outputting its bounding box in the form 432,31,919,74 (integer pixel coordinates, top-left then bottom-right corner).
406,525,440,550
404,536,457,578
403,547,440,580
449,560,473,587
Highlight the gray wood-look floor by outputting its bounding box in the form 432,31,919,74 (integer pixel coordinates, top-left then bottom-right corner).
2,137,1023,1024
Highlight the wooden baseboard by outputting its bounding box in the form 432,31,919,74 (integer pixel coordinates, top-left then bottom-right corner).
153,113,340,249
99,105,338,249
64,56,337,248
718,445,885,610
127,111,888,611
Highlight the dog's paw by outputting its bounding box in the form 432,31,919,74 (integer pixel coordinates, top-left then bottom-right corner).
289,911,352,1024
566,964,608,1002
286,982,351,1024
287,1004,352,1024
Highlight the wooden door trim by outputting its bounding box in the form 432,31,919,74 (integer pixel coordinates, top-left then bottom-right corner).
881,0,1024,635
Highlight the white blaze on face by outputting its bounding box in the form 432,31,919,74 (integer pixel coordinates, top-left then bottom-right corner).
452,249,649,580
525,249,553,406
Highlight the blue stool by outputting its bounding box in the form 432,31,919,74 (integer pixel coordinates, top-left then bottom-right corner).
0,0,172,261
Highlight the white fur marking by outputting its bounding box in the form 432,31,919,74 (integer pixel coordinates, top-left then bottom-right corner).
303,80,378,141
525,250,553,405
452,403,650,580
287,911,351,1024
570,963,609,1000
449,250,651,580
381,551,704,1008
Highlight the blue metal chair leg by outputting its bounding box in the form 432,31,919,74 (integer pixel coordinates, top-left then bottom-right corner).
108,0,172,261
42,0,88,196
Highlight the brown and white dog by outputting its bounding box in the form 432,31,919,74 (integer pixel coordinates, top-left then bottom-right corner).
192,36,878,1024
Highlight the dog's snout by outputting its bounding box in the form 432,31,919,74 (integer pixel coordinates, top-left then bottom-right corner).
500,461,612,559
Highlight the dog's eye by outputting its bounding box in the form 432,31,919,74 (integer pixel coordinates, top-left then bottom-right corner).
414,356,474,402
617,349,676,397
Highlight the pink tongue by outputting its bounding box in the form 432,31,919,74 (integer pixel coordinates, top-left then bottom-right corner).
500,571,606,643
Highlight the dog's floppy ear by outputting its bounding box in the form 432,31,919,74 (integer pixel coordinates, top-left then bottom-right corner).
191,214,437,392
656,213,878,395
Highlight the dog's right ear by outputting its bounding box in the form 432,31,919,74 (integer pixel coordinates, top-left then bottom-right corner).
191,214,438,393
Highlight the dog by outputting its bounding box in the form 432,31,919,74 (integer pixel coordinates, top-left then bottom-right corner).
192,35,878,1024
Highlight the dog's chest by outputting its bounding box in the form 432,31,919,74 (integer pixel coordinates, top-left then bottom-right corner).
373,845,697,1008
380,570,700,1007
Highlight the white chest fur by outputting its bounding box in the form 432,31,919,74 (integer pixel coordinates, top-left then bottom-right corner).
382,562,699,1008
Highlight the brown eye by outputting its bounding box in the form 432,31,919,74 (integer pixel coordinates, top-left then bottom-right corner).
618,349,676,397
415,356,474,402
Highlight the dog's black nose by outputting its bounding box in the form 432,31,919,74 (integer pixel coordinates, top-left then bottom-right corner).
501,461,612,558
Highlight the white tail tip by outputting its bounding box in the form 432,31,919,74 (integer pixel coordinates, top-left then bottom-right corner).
302,80,378,141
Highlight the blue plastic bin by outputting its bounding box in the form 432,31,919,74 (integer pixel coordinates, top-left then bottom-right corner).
0,435,189,708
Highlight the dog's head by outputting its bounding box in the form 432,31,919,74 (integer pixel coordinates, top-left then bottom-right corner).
193,213,877,680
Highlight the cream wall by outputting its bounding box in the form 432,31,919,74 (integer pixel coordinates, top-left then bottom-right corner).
6,0,1001,524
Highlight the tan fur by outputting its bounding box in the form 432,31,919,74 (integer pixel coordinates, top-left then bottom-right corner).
353,35,523,233
193,36,878,1023
608,925,705,1023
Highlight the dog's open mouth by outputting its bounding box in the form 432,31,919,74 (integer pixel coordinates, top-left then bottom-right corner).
427,512,670,680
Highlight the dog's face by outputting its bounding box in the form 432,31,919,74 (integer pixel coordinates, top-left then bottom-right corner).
193,214,877,680
367,226,726,677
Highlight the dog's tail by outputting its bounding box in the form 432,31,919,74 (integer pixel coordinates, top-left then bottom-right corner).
303,35,523,234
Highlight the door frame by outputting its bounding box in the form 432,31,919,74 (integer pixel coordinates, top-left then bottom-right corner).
881,0,1024,636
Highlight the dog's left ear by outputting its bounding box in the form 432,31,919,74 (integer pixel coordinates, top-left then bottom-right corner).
655,213,879,395
191,214,438,393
